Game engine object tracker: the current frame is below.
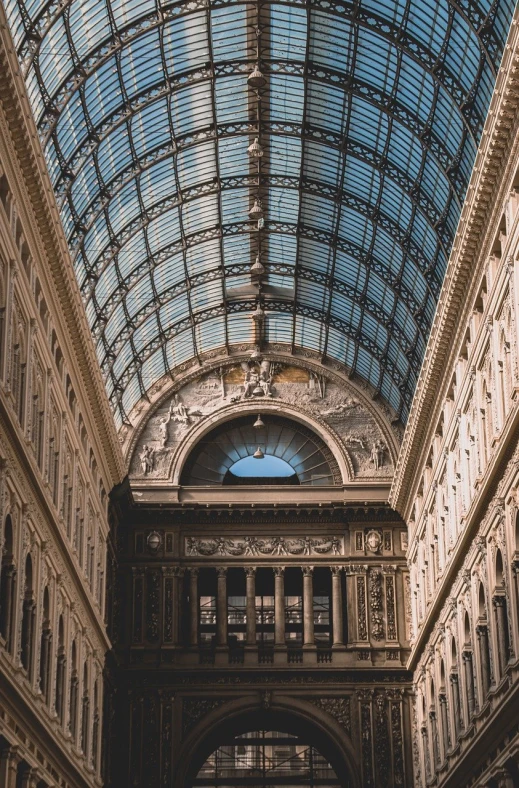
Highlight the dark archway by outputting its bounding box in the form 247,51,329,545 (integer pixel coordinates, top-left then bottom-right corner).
193,729,342,786
176,701,360,788
180,414,341,486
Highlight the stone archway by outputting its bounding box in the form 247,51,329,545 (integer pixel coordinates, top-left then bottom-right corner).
174,696,361,788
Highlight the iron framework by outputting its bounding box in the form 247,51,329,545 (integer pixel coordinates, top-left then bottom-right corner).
4,0,515,426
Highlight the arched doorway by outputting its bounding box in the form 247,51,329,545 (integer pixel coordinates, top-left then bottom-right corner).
193,729,343,786
177,704,359,788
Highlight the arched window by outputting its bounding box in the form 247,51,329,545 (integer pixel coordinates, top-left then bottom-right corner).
81,662,90,757
462,611,476,719
55,615,66,725
449,638,462,740
39,587,52,705
476,583,492,696
0,515,16,650
31,373,44,468
438,660,450,760
62,448,73,539
92,677,100,773
428,678,440,770
20,553,36,679
69,639,79,741
194,730,343,786
493,548,510,680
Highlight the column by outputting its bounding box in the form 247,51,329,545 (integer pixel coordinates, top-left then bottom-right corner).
462,650,475,719
172,567,183,647
421,724,431,782
493,595,508,679
331,567,344,647
274,567,285,648
303,567,314,648
438,692,450,760
429,710,440,770
449,672,462,738
245,568,256,646
216,567,227,647
0,744,19,788
20,768,39,788
476,624,491,694
189,568,198,647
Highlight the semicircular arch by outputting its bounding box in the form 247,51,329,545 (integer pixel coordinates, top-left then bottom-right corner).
174,695,361,788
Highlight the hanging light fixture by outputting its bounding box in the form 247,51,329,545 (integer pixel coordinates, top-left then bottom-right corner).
248,63,266,88
248,137,264,158
253,446,265,459
249,199,264,220
250,255,265,276
253,414,265,429
252,302,264,321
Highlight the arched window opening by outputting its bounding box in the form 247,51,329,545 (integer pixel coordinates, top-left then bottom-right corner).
20,553,35,679
193,730,343,787
39,587,52,705
92,677,100,773
180,415,340,487
0,515,16,650
81,662,90,757
476,583,492,696
428,678,440,771
10,333,26,426
438,660,450,760
31,371,44,469
462,611,476,719
69,640,79,741
47,411,60,506
55,616,66,726
449,638,462,738
493,548,510,680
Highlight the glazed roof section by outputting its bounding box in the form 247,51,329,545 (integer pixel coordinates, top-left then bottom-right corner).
4,0,514,428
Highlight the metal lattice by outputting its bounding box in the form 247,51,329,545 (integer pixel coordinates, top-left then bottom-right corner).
4,0,515,426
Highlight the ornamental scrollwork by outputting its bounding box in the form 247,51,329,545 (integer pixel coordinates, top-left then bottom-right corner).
309,697,351,733
369,568,385,641
185,535,343,557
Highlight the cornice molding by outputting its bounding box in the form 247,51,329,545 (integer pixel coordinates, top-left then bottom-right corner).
390,14,519,517
0,13,125,488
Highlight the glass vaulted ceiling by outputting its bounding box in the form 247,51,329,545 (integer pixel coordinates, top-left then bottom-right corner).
4,0,515,428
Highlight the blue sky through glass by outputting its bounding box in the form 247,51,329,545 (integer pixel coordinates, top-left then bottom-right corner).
230,455,296,478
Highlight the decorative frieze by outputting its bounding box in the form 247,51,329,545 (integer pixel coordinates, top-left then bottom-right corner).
357,575,368,640
185,535,343,557
309,697,351,732
369,568,385,641
385,573,397,641
182,698,228,737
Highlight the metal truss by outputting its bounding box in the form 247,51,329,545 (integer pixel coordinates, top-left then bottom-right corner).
5,0,514,424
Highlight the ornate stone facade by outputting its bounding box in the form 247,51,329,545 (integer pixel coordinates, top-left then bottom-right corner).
392,19,519,787
0,14,122,786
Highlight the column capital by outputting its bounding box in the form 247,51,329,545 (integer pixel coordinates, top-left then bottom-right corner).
330,566,343,576
190,567,199,578
273,566,285,577
302,566,314,577
244,567,256,578
216,567,227,578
